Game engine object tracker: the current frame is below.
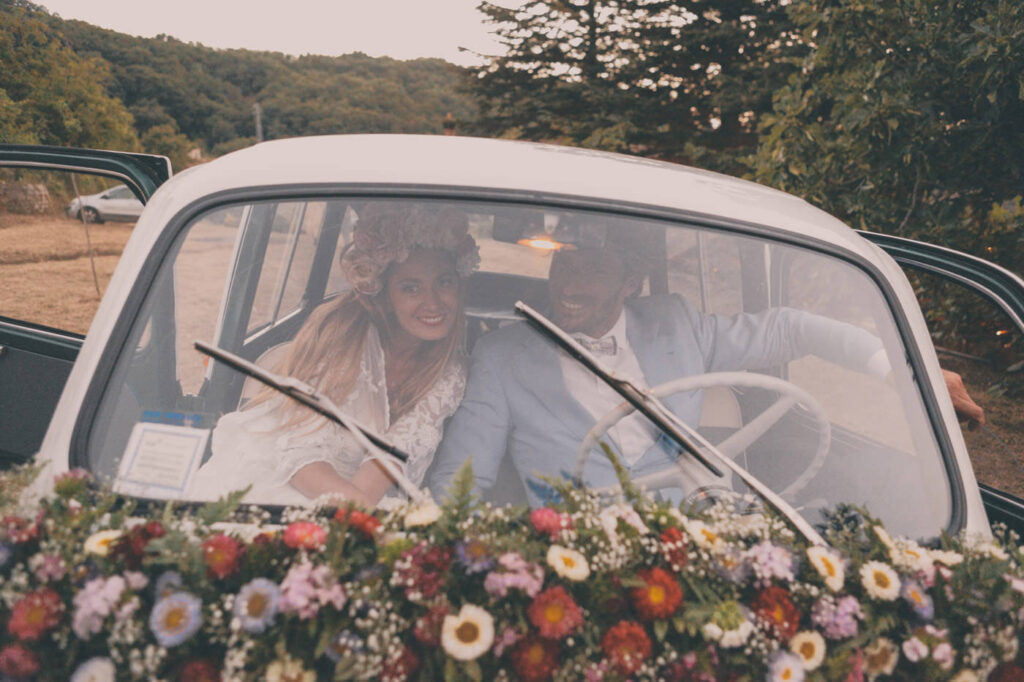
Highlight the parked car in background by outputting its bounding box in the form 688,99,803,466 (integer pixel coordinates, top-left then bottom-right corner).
0,136,1022,542
66,183,144,223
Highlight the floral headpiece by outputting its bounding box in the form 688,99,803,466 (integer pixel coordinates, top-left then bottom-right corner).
340,203,480,296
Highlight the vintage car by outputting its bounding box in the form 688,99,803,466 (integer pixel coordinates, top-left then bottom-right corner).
1,136,1022,543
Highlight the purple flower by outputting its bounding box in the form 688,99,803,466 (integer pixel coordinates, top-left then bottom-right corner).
234,578,281,633
714,546,751,584
901,580,934,620
456,539,494,574
811,594,863,640
745,541,795,586
149,591,202,647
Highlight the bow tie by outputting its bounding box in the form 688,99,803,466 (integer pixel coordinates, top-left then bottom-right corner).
575,335,618,356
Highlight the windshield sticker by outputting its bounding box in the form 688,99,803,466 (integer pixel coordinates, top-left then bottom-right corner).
115,423,209,498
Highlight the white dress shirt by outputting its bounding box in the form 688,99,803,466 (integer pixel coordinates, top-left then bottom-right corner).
560,310,658,465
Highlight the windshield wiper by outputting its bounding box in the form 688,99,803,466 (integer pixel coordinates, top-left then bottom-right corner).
194,340,428,503
513,301,827,547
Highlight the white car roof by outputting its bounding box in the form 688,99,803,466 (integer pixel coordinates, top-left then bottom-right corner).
153,134,869,257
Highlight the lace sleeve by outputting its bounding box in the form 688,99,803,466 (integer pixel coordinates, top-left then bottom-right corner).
384,358,467,487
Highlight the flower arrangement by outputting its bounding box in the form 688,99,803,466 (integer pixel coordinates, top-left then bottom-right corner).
1,464,1023,681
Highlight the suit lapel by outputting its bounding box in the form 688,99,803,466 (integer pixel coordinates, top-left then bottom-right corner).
627,299,689,415
513,327,595,435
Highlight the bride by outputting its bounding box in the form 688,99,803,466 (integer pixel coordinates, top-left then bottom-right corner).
191,202,479,507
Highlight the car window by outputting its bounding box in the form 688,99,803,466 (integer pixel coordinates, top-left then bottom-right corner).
85,197,952,538
906,268,1024,500
107,186,135,200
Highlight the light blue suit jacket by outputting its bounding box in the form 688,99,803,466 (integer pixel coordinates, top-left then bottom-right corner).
428,295,883,506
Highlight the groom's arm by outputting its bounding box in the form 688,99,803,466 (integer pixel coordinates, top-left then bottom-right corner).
428,340,512,500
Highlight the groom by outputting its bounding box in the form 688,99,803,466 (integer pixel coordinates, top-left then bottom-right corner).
427,219,969,506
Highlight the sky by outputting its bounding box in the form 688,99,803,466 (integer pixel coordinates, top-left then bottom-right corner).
36,0,508,66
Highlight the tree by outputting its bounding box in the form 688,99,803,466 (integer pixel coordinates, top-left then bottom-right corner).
0,4,138,149
468,0,801,170
752,0,1023,271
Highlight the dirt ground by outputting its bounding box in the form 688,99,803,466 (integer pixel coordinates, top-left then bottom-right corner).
0,212,133,334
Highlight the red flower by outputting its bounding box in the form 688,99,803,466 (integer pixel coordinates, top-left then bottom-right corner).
0,643,39,678
283,522,327,550
394,543,452,600
112,521,166,569
510,637,560,681
528,586,583,639
752,586,800,640
202,534,244,579
529,507,571,539
179,659,221,682
1,515,39,544
334,508,381,536
7,588,63,641
601,620,652,675
381,644,419,682
631,567,684,621
660,527,689,568
413,603,449,646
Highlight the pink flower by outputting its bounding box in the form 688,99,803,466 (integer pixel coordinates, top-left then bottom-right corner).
529,508,570,539
902,636,929,662
31,553,67,582
283,522,327,550
484,552,544,598
0,643,39,678
7,588,63,641
279,562,346,620
72,575,127,640
932,642,955,670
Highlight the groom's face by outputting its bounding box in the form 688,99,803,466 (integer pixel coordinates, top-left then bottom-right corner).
548,246,638,338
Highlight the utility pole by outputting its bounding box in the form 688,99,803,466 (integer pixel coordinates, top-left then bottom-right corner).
253,102,264,142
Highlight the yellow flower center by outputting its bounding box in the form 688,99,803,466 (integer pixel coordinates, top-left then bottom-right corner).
781,667,793,681
526,642,545,664
544,603,565,623
799,641,816,660
24,605,45,626
162,606,186,632
873,570,891,589
561,556,576,569
246,592,268,618
455,621,480,644
701,529,718,543
648,585,666,605
821,556,835,577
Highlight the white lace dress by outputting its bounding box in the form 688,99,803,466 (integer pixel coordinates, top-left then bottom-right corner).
189,326,466,507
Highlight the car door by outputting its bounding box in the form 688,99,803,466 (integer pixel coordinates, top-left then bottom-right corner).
862,231,1024,535
0,145,170,466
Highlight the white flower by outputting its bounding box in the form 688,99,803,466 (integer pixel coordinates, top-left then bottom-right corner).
864,638,900,677
404,500,442,528
265,655,315,682
683,519,722,550
873,525,896,550
719,619,754,648
790,631,826,671
930,549,964,566
976,541,1009,561
83,530,122,557
598,503,649,545
441,604,495,661
859,561,900,601
70,657,116,682
546,545,590,581
807,546,845,592
932,642,955,670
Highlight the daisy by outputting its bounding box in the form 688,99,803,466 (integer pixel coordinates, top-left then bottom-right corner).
807,546,845,592
859,561,900,601
864,637,900,677
546,545,590,581
265,655,315,682
790,631,826,671
404,500,443,528
83,530,122,557
69,657,115,682
929,549,964,566
441,604,495,661
233,578,281,633
767,651,805,682
149,591,203,647
683,519,722,550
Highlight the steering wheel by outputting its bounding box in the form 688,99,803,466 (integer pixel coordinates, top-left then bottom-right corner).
575,372,831,500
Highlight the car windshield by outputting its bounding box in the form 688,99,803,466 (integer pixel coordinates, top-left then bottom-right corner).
84,196,951,539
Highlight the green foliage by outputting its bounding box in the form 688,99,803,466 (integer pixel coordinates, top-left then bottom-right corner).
0,5,138,148
468,0,802,173
752,0,1024,276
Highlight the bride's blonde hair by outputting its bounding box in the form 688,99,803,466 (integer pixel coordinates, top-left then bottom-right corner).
247,202,477,431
